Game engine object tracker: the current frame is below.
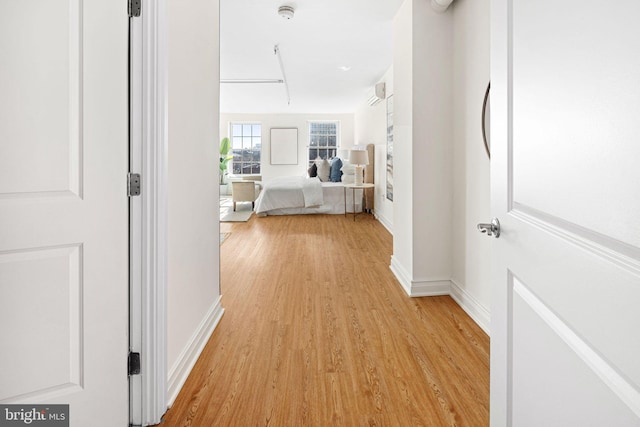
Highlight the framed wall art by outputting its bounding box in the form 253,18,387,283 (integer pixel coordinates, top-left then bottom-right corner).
270,128,298,165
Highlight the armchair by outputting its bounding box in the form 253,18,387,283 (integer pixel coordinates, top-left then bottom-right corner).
231,181,258,211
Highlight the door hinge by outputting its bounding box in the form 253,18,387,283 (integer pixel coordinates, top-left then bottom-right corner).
128,0,141,17
128,173,141,197
128,352,141,375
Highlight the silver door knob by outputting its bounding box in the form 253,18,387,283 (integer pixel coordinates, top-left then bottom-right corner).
477,218,501,238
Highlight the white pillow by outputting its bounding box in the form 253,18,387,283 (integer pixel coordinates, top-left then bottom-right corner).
341,160,356,175
315,158,330,182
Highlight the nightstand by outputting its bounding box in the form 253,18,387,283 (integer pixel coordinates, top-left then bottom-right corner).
343,183,374,221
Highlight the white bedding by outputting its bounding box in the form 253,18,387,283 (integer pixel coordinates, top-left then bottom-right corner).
301,177,323,207
255,176,362,216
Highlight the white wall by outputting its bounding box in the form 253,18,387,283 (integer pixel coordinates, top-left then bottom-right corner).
389,0,491,329
354,67,394,232
220,113,355,180
392,0,415,279
390,0,454,295
411,0,453,283
451,0,491,329
167,0,222,401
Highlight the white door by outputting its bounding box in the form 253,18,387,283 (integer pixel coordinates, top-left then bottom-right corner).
0,1,129,426
490,1,640,426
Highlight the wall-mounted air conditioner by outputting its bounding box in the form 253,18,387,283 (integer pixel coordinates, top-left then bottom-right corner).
431,0,454,13
367,82,386,106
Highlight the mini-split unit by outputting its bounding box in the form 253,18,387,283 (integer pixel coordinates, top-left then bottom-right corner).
367,82,386,106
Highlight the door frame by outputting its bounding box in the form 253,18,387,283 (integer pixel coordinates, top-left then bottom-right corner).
129,0,169,424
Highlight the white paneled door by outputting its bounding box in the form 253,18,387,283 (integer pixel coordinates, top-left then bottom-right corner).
0,1,129,426
491,1,640,426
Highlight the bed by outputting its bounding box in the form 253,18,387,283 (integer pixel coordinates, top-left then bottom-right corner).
255,144,375,217
254,176,362,216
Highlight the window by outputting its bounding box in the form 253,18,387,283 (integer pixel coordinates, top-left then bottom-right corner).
308,121,339,165
231,123,261,174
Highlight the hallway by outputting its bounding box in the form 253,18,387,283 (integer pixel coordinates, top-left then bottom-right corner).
159,214,489,426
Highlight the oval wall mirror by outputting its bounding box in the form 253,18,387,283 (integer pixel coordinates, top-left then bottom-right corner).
481,81,491,159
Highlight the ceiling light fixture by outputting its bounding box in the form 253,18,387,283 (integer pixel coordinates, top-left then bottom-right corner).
339,66,352,72
278,5,295,20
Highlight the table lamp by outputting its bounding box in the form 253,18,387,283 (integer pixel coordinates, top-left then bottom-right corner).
349,149,369,186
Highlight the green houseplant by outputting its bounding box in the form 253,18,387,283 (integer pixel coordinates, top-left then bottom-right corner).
219,137,233,184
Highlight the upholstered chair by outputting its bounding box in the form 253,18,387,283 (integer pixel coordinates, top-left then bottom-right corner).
231,181,258,211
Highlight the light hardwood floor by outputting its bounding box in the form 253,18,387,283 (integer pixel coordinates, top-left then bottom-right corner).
159,214,489,426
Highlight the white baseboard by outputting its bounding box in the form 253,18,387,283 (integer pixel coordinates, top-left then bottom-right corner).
410,279,452,296
374,211,393,235
390,256,490,335
389,255,412,295
450,280,490,334
167,297,225,407
389,256,451,297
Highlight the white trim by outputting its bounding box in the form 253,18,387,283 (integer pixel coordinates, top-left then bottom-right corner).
389,256,451,297
139,0,169,415
389,255,412,295
141,0,169,421
409,279,452,297
514,279,640,419
129,0,169,425
374,210,393,235
389,257,491,335
511,204,640,274
129,7,144,424
450,280,490,335
167,298,225,407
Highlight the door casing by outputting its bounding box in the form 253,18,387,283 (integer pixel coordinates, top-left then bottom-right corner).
128,0,169,425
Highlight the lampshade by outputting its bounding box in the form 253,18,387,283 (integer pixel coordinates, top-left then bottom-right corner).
349,150,369,166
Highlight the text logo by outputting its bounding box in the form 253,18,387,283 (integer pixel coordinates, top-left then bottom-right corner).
0,405,68,427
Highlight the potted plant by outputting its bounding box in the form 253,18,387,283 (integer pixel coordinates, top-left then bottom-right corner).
219,137,233,184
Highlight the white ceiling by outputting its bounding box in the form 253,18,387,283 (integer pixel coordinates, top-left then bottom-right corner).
220,0,405,114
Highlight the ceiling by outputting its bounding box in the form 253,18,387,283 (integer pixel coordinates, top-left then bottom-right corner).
220,0,405,114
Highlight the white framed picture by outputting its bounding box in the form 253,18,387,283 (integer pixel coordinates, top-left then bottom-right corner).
270,128,298,165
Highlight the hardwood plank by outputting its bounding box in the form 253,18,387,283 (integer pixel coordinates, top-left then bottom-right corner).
157,214,489,426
